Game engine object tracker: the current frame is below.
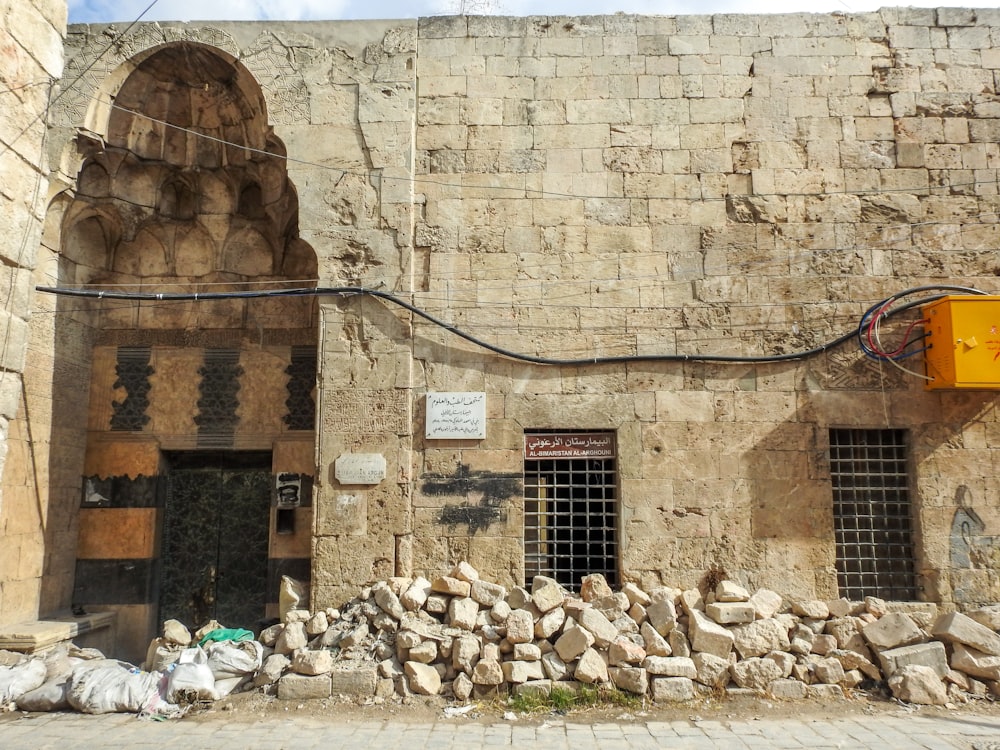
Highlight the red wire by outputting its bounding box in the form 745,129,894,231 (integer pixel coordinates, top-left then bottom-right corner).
866,297,928,358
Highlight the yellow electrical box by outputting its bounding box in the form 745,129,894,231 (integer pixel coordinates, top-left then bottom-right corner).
922,295,1000,389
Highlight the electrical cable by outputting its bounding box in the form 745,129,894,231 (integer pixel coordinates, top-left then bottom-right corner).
35,283,989,368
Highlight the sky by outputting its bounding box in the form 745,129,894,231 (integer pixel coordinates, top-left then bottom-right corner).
67,0,1000,25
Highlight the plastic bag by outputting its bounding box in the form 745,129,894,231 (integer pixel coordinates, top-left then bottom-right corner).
206,640,262,696
145,637,184,672
165,662,218,703
15,678,71,712
197,628,254,646
0,659,47,705
67,663,162,714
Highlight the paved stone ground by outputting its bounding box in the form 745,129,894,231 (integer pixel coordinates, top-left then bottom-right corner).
1,710,999,749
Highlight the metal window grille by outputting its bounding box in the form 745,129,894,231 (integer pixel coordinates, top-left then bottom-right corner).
524,434,618,591
830,428,918,600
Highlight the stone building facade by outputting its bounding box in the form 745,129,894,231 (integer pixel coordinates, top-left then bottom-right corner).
0,0,66,626
4,8,1000,661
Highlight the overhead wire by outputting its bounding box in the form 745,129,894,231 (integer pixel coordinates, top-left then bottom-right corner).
34,283,989,370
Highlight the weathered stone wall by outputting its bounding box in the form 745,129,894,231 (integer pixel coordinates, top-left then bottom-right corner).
0,0,66,624
28,9,1000,639
405,9,1000,606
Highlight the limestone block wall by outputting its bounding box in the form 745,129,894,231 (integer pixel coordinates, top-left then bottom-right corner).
0,0,66,625
29,10,1000,634
405,9,1000,606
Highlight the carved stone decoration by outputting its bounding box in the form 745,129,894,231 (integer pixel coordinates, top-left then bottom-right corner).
818,349,908,390
110,346,153,431
284,345,317,431
195,348,243,447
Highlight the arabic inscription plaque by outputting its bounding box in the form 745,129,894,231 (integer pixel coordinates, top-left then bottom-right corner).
425,392,486,440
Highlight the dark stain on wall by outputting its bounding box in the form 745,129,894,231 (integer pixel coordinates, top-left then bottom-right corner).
423,463,522,534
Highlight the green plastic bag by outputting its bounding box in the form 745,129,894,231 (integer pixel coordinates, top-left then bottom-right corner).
197,628,254,646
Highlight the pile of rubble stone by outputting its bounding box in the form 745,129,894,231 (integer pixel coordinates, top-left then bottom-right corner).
231,564,1000,707
5,563,1000,714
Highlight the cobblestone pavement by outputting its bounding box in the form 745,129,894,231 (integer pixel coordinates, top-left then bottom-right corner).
2,710,1000,749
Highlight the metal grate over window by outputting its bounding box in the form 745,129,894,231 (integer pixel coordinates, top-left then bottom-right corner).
523,432,618,590
830,428,918,600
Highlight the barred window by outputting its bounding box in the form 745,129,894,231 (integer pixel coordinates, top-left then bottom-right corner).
830,428,918,600
523,431,618,590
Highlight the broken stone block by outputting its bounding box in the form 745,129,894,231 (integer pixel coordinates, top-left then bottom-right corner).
716,580,750,602
401,577,432,611
826,598,857,619
641,621,672,656
452,635,480,673
646,599,677,636
275,622,308,654
374,584,405,620
292,648,334,676
579,607,619,648
471,658,504,685
692,652,730,688
453,672,473,701
888,664,947,706
405,661,442,695
769,678,807,700
951,643,1000,681
829,649,881,680
806,684,845,700
535,606,566,639
531,576,566,613
644,655,697,678
513,679,552,698
448,597,479,631
622,582,651,607
555,624,595,661
305,611,329,637
731,657,784,692
706,602,755,625
792,600,830,619
253,653,290,687
575,647,610,684
609,636,646,666
731,618,789,659
432,576,471,597
541,651,570,681
669,627,691,658
878,641,948,679
506,608,535,644
688,609,734,659
507,586,532,609
650,676,695,702
810,634,838,656
513,643,542,661
968,603,1000,631
491,600,511,622
378,658,404,679
609,666,649,694
865,597,888,618
408,641,438,664
470,579,506,607
932,611,1000,656
259,623,283,647
862,613,925,651
450,562,479,583
330,664,378,695
812,657,845,685
765,650,795,678
425,594,449,614
278,673,331,700
580,574,614,602
503,660,545,684
679,588,704,615
747,589,782,620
